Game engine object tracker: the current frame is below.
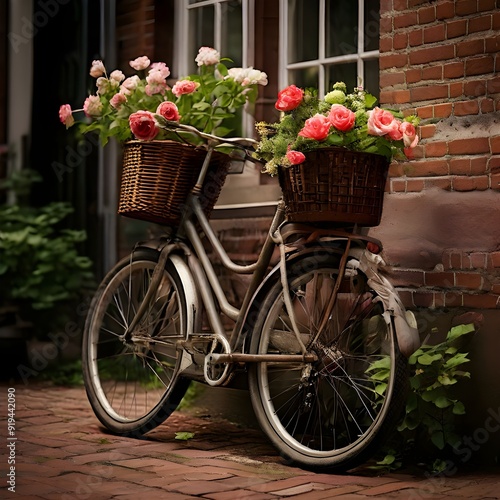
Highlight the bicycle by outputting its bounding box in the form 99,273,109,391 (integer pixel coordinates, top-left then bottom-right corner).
81,122,420,471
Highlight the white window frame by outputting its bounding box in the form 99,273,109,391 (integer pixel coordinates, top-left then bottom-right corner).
279,0,379,96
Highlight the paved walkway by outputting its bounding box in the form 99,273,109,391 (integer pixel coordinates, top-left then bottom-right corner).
1,381,499,499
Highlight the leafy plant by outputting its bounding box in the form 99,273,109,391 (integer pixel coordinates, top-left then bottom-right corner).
368,323,475,469
0,170,94,336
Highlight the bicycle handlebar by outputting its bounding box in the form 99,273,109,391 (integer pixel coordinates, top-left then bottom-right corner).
160,120,259,152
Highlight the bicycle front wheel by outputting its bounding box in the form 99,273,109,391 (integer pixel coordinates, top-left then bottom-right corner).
82,248,190,436
248,252,407,470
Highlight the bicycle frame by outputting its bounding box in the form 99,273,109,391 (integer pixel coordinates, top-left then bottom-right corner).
125,127,420,387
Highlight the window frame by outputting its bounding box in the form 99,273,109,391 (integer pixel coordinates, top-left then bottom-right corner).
278,0,379,96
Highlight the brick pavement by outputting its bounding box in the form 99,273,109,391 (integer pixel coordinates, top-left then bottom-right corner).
1,381,499,499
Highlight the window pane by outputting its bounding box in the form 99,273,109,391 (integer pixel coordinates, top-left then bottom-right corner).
326,0,358,57
288,0,319,63
289,67,319,89
364,58,380,99
364,0,380,52
221,0,243,66
188,6,214,71
326,63,357,93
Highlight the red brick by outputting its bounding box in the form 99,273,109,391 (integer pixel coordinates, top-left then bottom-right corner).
470,252,488,269
491,173,500,190
490,252,500,267
416,105,434,119
393,32,408,50
469,14,493,32
434,103,453,118
407,159,448,176
491,136,500,154
452,175,489,191
419,124,436,139
456,0,479,15
424,142,448,158
413,291,436,307
450,82,464,98
411,84,449,102
478,0,496,11
446,19,467,38
408,28,424,46
454,99,480,116
449,158,471,175
464,79,487,97
418,5,436,24
425,271,455,287
449,251,463,269
423,24,446,44
466,56,495,76
380,72,406,88
470,156,489,174
486,35,500,53
463,293,500,309
489,156,500,172
444,61,464,79
389,270,425,287
448,137,490,155
409,45,455,65
406,179,425,191
457,39,485,58
379,53,408,69
379,37,393,53
486,76,500,94
390,179,407,192
494,12,500,30
380,17,393,36
445,292,464,307
480,98,495,113
406,68,422,84
436,1,456,20
425,177,452,190
394,11,418,29
422,65,443,81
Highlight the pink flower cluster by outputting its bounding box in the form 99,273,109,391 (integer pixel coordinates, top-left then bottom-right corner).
129,102,181,141
367,107,418,148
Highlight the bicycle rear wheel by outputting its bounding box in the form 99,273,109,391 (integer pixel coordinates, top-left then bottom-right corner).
82,248,190,436
248,252,407,470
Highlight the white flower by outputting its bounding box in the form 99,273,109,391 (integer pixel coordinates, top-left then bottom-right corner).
109,70,125,83
195,47,220,66
227,67,268,86
121,75,140,92
89,60,105,78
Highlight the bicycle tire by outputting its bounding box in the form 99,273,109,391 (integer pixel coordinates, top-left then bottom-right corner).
248,252,407,470
82,248,190,436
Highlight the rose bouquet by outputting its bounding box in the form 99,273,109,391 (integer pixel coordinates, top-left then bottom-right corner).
255,82,419,176
59,47,268,145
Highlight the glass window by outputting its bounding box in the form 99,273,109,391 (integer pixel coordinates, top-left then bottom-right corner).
282,0,380,98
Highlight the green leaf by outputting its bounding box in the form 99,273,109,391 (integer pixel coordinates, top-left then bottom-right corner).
175,432,195,441
434,396,452,409
431,431,445,450
417,353,443,365
446,323,475,342
443,352,470,369
453,401,466,415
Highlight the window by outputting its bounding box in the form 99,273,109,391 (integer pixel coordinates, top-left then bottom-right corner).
280,0,380,98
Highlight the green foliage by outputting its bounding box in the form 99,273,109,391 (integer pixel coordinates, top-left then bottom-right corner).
368,323,475,469
175,431,195,441
0,170,95,336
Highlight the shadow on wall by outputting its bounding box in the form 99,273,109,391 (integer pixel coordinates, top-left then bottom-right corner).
370,188,500,270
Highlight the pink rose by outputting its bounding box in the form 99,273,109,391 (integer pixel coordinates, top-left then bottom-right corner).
298,114,331,141
400,121,419,148
83,95,103,117
89,60,105,78
109,70,125,83
110,92,127,109
59,104,74,128
156,101,180,122
327,104,356,132
129,56,151,71
286,150,306,165
145,66,169,96
172,80,200,97
367,107,400,137
275,85,304,112
129,111,159,140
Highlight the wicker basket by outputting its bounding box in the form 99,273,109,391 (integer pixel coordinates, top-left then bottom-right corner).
278,147,389,226
118,140,230,226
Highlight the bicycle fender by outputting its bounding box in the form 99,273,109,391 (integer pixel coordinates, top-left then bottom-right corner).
357,250,421,358
135,241,199,340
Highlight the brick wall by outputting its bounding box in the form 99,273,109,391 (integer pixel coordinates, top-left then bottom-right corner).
376,0,500,312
